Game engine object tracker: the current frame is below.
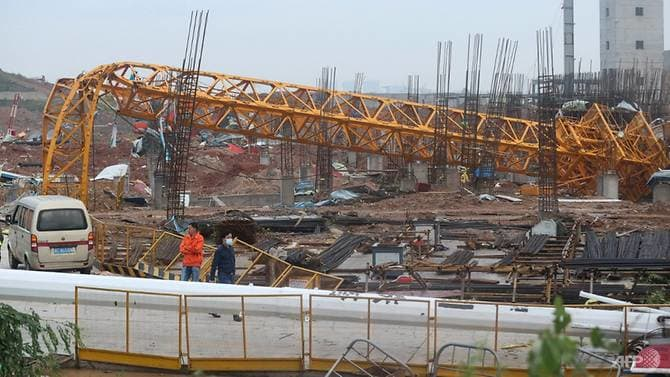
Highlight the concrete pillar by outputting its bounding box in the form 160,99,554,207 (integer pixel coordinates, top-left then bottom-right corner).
445,167,460,192
532,219,557,236
299,165,309,180
367,155,384,171
413,162,429,184
146,157,156,190
398,175,417,192
597,171,619,199
152,173,166,210
414,222,436,244
347,152,357,168
280,176,295,206
595,175,604,196
602,171,619,199
653,183,670,203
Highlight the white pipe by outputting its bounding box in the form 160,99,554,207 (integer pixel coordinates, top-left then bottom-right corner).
0,270,663,340
579,290,670,315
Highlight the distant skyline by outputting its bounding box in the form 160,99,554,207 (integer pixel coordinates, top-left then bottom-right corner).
1,0,669,92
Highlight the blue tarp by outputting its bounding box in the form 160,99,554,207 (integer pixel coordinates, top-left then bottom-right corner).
330,190,359,201
294,201,315,209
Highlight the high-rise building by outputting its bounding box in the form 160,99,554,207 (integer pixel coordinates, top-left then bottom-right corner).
600,0,664,70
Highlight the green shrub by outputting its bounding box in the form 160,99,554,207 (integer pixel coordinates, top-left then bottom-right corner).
527,297,619,377
0,303,79,376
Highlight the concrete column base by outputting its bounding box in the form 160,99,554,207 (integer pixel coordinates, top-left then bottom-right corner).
152,173,166,210
653,183,670,203
280,176,295,206
399,176,417,192
347,152,357,168
532,219,557,236
597,171,619,199
413,162,429,184
367,155,384,171
299,165,309,180
445,167,460,192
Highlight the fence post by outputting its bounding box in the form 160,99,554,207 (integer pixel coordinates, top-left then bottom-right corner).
125,291,130,353
74,287,80,367
184,296,191,360
178,295,183,361
494,304,499,351
241,296,248,359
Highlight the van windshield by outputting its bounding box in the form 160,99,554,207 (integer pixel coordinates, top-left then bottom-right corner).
37,209,88,231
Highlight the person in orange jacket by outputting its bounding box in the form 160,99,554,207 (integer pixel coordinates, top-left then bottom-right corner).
180,223,204,282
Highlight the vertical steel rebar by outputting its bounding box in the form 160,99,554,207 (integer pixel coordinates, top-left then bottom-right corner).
430,40,452,185
536,27,559,217
461,34,483,188
315,67,336,198
165,10,209,221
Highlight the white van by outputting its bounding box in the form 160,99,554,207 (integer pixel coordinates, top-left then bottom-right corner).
5,195,94,273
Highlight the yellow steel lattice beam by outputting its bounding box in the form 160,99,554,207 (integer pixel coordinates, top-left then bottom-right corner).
42,62,669,204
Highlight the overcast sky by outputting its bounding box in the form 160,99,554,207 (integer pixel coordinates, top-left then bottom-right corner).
1,0,668,92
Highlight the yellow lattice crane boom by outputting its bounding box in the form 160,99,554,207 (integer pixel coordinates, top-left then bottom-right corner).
42,62,668,205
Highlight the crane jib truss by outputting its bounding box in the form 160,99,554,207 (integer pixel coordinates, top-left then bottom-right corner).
42,62,668,205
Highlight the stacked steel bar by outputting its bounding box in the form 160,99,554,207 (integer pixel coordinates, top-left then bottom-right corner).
477,38,518,193
317,233,371,272
315,67,336,198
461,34,483,182
536,28,559,217
165,10,209,220
429,41,452,184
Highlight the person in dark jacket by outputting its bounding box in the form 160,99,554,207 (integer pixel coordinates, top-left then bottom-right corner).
210,233,236,283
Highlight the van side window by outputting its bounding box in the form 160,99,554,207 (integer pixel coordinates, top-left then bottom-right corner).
21,208,30,229
20,207,29,229
12,206,20,224
14,207,25,228
24,209,34,229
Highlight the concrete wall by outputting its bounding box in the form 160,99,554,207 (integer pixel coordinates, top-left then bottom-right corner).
191,193,280,208
279,177,295,206
653,183,670,203
600,0,664,70
412,162,429,184
367,155,385,171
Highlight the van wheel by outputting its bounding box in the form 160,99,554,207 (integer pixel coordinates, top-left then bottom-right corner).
8,249,19,269
80,266,91,274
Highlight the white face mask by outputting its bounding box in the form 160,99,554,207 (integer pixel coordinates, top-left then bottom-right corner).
226,239,233,246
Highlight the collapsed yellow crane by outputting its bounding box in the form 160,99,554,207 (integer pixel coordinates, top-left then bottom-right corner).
42,62,668,204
